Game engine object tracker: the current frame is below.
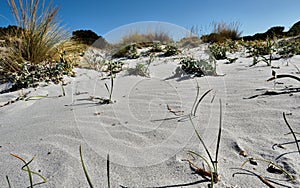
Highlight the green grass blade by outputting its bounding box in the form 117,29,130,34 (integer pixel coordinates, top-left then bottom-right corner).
23,157,34,188
105,83,110,96
191,81,200,115
21,160,47,185
214,99,222,171
61,84,65,96
193,89,212,116
189,115,214,170
10,154,34,188
110,72,114,101
79,146,94,188
284,132,300,135
6,175,11,188
107,154,110,188
283,112,300,155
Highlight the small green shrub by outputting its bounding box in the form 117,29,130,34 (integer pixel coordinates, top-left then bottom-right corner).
127,63,149,77
148,42,164,53
250,38,275,66
163,45,181,57
2,58,74,91
277,39,300,58
208,43,228,60
112,43,139,59
179,57,216,77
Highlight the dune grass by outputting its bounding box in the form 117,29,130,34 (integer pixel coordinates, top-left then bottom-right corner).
201,21,242,43
187,91,222,188
79,146,111,188
5,0,66,64
9,153,46,188
0,0,70,90
118,30,173,45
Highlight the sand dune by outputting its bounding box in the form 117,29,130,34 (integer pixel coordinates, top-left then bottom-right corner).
0,47,300,187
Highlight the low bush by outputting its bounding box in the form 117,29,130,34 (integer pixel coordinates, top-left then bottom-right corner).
112,43,139,59
208,43,228,60
179,57,216,77
163,45,181,57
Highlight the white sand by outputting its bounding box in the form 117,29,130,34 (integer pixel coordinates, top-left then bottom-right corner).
0,47,300,187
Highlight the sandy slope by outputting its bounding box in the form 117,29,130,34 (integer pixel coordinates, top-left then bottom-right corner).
0,47,300,188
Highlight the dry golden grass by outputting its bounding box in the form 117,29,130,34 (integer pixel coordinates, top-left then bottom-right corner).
4,0,66,65
201,21,242,43
118,31,173,45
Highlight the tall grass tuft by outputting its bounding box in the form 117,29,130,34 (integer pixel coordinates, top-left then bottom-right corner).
118,31,173,45
3,0,66,66
201,21,242,43
187,98,223,187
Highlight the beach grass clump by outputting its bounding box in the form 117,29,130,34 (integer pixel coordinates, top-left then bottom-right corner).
201,21,242,43
0,0,72,91
187,98,222,187
4,0,66,64
118,31,173,45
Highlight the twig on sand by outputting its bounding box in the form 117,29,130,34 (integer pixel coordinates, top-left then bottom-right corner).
267,70,300,82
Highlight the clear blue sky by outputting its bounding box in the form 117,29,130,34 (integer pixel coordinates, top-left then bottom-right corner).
1,0,299,40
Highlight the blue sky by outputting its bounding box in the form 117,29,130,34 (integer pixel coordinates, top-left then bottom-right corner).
1,0,299,41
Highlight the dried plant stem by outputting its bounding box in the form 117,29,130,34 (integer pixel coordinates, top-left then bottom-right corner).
187,151,213,179
267,74,300,82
